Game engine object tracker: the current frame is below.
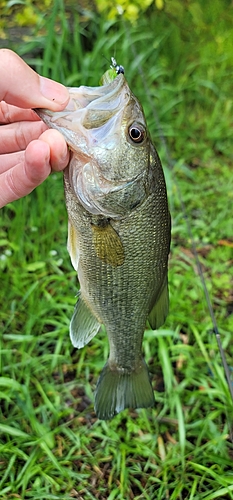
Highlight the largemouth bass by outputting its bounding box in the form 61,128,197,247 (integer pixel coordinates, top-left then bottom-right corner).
37,66,171,420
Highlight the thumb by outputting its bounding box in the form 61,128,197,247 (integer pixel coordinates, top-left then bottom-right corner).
0,49,69,111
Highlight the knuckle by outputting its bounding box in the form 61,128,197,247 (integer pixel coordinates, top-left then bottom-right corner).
0,101,12,124
5,167,22,199
15,123,29,151
15,122,46,151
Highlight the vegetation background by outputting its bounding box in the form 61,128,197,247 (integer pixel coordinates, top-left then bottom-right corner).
0,0,233,498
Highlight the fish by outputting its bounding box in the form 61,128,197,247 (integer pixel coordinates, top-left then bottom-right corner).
36,64,171,420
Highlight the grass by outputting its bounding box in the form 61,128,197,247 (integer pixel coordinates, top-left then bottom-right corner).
1,1,233,498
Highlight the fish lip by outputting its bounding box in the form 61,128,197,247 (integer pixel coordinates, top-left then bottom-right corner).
68,73,126,111
35,74,126,124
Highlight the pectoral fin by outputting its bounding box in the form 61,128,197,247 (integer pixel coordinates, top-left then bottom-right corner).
91,221,124,267
148,278,169,330
70,294,101,348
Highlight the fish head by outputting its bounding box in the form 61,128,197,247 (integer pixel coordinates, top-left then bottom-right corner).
36,74,153,217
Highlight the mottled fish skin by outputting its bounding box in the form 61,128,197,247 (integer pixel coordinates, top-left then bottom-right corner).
36,73,171,420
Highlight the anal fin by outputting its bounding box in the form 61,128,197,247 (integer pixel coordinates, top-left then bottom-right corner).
148,278,169,330
70,294,101,348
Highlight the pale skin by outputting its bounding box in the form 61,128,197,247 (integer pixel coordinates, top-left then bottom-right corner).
0,49,70,209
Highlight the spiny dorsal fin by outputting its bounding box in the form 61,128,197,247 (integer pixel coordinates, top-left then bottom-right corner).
91,220,124,267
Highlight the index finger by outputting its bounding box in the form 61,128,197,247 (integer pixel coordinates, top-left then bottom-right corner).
0,49,69,111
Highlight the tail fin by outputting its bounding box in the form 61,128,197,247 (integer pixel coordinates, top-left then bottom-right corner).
94,359,155,420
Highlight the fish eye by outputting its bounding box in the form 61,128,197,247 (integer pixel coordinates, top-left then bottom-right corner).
128,123,145,144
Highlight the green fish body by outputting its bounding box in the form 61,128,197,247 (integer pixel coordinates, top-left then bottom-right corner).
37,72,171,420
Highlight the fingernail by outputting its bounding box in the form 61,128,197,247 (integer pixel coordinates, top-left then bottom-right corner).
39,76,69,105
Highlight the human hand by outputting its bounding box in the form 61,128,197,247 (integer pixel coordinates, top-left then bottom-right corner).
0,49,70,208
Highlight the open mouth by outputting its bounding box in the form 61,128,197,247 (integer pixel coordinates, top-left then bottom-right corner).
35,74,129,154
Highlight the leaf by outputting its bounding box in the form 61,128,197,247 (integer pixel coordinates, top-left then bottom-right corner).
26,261,46,272
0,377,22,392
0,424,29,438
218,239,233,248
155,0,164,10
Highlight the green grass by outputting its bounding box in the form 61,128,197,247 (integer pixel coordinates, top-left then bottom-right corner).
1,1,233,498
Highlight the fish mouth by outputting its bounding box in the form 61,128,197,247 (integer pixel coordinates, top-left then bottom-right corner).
36,74,129,155
36,75,145,218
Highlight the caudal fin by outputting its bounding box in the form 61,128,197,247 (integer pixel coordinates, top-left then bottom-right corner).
94,359,155,420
